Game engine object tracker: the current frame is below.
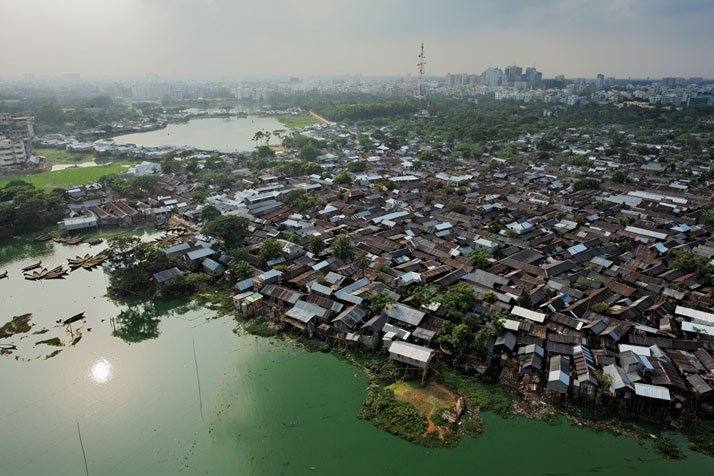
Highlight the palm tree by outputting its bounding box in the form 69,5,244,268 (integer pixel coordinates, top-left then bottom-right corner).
252,130,265,144
354,250,370,278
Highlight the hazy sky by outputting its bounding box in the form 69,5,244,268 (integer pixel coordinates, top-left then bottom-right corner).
1,0,713,79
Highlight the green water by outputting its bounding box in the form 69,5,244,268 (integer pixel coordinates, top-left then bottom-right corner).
1,238,712,475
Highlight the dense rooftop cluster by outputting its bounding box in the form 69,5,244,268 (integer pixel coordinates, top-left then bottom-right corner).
50,114,714,424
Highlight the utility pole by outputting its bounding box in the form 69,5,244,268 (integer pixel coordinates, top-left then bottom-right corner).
417,42,426,99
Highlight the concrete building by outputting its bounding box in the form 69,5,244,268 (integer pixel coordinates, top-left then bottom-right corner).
0,136,27,167
0,114,34,164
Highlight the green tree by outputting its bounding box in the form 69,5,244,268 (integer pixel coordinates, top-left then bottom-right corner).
308,235,325,254
259,238,283,262
439,322,474,362
611,169,632,184
573,178,600,190
298,144,320,162
331,234,354,260
367,292,394,314
436,283,476,322
229,260,253,281
202,215,249,248
469,249,491,269
334,171,352,185
348,160,367,172
199,204,221,222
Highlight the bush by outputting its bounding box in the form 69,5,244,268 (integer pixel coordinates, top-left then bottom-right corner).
654,437,684,460
358,386,427,444
367,292,394,314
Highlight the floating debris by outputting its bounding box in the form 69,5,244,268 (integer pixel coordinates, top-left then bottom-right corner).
24,265,68,280
0,270,7,279
88,238,103,246
0,313,33,339
36,337,62,347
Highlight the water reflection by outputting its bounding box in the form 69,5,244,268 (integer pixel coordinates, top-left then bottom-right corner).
113,308,161,343
111,299,188,344
89,358,113,384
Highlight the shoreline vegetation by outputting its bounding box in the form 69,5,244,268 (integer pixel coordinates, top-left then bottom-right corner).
231,310,712,460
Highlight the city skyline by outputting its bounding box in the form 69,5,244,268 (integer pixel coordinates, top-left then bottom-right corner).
1,0,713,79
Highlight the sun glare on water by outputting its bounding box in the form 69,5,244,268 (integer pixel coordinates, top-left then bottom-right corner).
89,358,113,384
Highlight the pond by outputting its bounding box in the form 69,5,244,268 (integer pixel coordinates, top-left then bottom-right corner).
0,237,712,475
111,116,285,153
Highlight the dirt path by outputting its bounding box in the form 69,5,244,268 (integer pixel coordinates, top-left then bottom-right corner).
309,111,330,124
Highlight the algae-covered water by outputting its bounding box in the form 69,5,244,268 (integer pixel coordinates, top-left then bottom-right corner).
0,238,712,475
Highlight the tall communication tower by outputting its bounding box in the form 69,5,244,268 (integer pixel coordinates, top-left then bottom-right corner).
417,43,426,98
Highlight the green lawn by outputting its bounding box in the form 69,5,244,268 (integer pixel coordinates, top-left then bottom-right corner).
277,115,319,130
33,147,95,165
0,163,129,189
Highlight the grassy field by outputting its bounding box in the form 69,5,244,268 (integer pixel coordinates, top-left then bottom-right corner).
33,147,95,165
0,163,129,189
277,115,319,130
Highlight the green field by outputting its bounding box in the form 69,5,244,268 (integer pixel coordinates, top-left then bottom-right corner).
0,163,129,189
277,115,319,130
33,147,95,165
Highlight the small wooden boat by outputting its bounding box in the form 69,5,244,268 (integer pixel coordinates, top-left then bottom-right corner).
63,312,85,326
53,235,84,245
67,253,108,270
33,233,52,242
24,265,68,280
21,261,42,272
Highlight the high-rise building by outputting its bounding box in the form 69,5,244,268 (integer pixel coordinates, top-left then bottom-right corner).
483,67,503,87
595,74,605,90
0,136,27,168
525,67,542,85
504,65,523,83
0,114,34,166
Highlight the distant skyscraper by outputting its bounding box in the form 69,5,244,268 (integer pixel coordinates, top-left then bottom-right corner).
483,67,503,87
595,74,605,90
504,65,523,84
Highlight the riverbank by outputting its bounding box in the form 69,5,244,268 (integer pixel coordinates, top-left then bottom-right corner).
233,312,713,460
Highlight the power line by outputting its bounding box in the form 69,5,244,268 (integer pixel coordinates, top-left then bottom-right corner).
192,336,204,422
77,422,89,476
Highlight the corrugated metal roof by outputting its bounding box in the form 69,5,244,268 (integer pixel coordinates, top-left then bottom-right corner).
388,341,434,364
675,305,714,326
511,306,546,323
383,303,425,327
633,383,671,401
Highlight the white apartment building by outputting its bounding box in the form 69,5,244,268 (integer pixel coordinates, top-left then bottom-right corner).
0,136,27,167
